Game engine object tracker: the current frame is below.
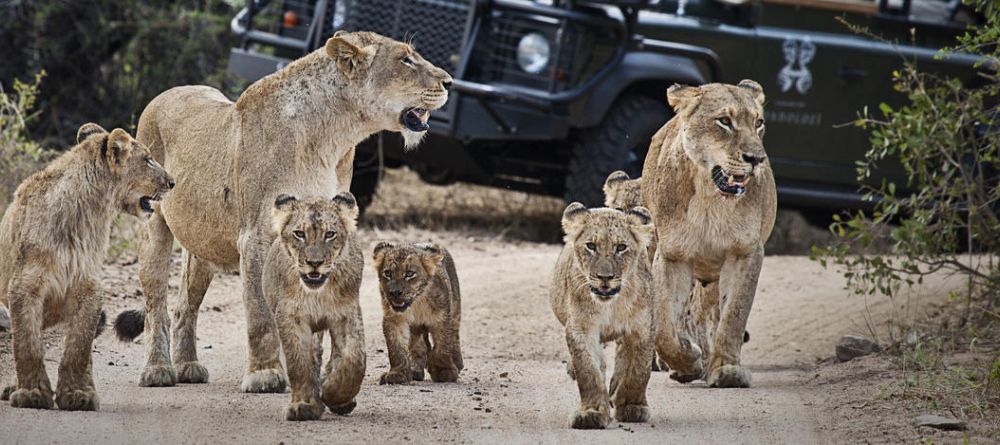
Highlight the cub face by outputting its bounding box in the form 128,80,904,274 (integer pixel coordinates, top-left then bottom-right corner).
78,124,174,219
372,242,445,312
603,170,643,211
561,203,654,302
271,193,359,291
667,80,768,198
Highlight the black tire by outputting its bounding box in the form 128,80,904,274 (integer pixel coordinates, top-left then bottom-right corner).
565,94,672,206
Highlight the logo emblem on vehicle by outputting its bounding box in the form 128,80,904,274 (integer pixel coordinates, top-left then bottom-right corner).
778,37,816,95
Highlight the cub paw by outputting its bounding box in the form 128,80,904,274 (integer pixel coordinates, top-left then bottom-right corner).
241,368,287,393
570,409,610,430
429,367,459,383
1,385,14,401
411,368,425,381
615,404,649,423
285,400,324,421
176,361,209,384
378,370,411,385
708,364,752,388
9,388,54,410
668,369,703,384
326,399,357,415
139,364,177,387
56,389,100,411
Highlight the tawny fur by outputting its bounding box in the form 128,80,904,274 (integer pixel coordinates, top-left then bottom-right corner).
641,80,776,388
0,124,173,411
121,31,452,391
372,242,462,385
262,193,365,421
549,203,656,429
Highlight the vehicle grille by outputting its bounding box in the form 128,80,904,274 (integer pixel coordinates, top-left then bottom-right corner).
334,0,472,75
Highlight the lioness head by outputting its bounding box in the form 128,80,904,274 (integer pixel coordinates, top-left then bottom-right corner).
372,242,446,312
271,193,359,291
561,203,654,302
325,31,453,149
77,123,174,219
603,170,643,211
668,79,768,199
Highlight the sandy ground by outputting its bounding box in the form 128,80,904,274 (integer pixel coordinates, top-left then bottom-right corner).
0,226,969,445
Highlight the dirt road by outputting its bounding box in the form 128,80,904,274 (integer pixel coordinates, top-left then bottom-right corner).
0,229,954,444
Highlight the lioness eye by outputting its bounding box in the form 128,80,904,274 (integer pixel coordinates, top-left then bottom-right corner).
292,230,306,240
755,118,764,128
146,157,156,168
585,242,597,252
404,270,416,279
382,270,391,278
615,244,628,253
402,56,415,67
324,231,336,241
717,117,733,129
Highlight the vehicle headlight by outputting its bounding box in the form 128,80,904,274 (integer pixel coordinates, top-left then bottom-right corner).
516,32,550,74
331,0,348,28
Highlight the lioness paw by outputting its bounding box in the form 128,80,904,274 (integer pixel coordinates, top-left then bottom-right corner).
708,364,752,388
570,409,610,430
1,385,14,401
139,364,177,387
285,400,324,421
429,367,459,383
410,368,425,381
668,369,703,384
615,404,649,423
326,399,357,415
241,368,288,393
56,389,99,411
378,370,411,385
176,361,210,384
8,388,54,410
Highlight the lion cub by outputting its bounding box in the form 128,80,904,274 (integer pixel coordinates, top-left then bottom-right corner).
372,242,462,384
0,123,173,411
550,203,656,429
262,193,366,421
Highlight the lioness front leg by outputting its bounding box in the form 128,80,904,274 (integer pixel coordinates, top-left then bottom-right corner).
652,255,703,383
707,247,763,388
427,317,459,383
54,279,102,411
8,272,54,409
239,230,287,393
171,251,214,384
321,305,365,415
379,315,411,385
276,311,323,421
565,328,611,429
609,327,654,423
137,212,177,387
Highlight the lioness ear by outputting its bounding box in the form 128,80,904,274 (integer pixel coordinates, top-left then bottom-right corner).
666,84,702,115
561,202,589,239
332,192,359,232
105,128,133,169
625,206,655,247
372,241,395,270
77,122,107,144
271,194,297,235
738,79,765,106
415,242,446,275
325,35,375,79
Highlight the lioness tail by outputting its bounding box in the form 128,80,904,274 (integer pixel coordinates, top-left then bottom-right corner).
113,309,145,342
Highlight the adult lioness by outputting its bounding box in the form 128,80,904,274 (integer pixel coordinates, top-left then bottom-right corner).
0,124,173,410
641,80,776,388
114,31,452,391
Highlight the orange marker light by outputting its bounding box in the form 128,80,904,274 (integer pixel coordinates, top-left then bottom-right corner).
283,10,299,28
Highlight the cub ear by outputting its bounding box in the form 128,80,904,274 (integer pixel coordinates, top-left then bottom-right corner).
325,34,375,79
625,206,655,246
604,170,630,188
271,194,297,235
105,128,134,168
332,192,359,232
561,202,589,237
666,84,703,115
372,241,396,270
737,79,765,106
415,242,446,275
76,122,107,144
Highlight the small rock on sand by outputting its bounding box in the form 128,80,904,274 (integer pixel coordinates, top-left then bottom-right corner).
835,335,880,362
915,414,966,431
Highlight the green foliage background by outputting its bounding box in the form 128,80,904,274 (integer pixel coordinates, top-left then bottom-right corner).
0,0,246,146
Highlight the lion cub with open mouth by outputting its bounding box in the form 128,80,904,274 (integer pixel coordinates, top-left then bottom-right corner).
550,202,656,429
372,242,463,384
263,193,365,421
1,123,173,411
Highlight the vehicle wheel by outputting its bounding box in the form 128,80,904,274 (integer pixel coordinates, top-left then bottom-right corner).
565,94,671,206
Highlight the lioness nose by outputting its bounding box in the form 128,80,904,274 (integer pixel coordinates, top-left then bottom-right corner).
167,179,176,189
742,153,765,166
306,259,323,268
442,79,452,91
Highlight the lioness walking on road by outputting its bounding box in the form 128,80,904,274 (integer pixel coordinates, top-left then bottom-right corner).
373,242,463,385
0,124,173,411
550,203,656,429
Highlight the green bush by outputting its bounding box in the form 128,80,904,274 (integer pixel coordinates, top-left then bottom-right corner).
0,72,54,213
